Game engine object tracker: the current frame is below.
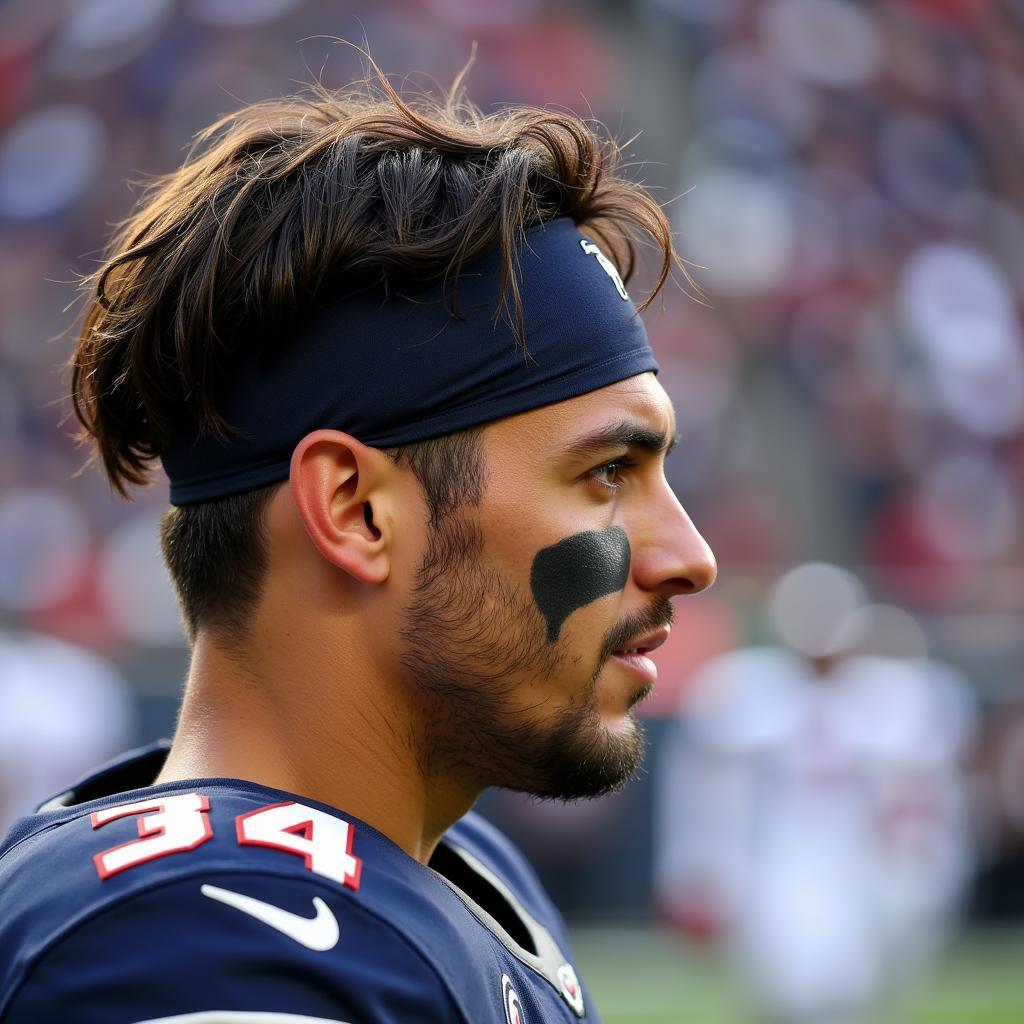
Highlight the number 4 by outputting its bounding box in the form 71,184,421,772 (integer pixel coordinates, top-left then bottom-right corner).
237,802,362,890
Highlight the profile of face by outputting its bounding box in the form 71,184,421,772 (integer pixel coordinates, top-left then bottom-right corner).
399,373,717,800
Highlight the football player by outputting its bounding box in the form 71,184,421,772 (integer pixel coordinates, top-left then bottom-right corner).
0,66,715,1023
655,568,975,1024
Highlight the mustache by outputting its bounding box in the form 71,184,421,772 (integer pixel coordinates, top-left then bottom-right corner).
597,595,675,664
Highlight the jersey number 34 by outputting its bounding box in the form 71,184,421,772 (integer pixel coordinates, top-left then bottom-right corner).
90,794,363,890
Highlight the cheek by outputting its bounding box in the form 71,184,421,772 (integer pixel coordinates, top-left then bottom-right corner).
475,488,563,615
478,486,550,566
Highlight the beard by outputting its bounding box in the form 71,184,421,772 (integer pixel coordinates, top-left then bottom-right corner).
398,510,671,800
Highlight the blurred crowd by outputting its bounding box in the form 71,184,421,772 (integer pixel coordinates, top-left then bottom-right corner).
1,0,1023,922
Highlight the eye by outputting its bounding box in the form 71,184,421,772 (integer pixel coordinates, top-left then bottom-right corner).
588,457,637,491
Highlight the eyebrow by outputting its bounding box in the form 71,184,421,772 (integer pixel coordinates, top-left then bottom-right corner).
560,420,679,462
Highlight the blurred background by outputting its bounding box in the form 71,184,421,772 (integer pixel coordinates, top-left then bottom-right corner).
1,0,1023,1020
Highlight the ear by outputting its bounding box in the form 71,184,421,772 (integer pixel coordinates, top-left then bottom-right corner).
288,429,391,585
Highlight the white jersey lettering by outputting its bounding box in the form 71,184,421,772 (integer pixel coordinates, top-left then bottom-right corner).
236,801,362,889
92,793,212,879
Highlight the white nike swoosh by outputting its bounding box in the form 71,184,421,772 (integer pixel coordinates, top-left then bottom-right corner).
201,883,340,952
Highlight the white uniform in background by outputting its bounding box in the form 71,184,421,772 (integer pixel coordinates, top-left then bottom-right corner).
0,630,136,833
655,646,976,1024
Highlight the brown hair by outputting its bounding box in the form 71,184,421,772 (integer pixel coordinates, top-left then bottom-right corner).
70,61,683,642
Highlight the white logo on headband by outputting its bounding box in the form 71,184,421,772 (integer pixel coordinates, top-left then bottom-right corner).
580,238,629,301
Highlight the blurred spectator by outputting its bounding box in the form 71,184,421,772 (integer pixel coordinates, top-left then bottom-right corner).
654,564,977,1024
0,628,136,832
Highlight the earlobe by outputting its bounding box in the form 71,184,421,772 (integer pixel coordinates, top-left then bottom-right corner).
288,430,390,585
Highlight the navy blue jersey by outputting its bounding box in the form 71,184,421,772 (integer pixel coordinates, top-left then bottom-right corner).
0,743,596,1024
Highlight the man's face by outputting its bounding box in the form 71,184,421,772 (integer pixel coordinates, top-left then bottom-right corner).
399,373,716,799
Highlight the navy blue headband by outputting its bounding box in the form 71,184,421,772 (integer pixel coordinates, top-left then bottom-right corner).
163,216,659,505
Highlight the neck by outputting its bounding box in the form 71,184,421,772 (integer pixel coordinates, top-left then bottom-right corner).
155,630,477,863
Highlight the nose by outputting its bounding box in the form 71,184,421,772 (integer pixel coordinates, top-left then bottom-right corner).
630,488,717,598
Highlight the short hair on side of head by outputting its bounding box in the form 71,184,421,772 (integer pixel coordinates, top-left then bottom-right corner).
70,51,683,642
162,428,486,646
160,485,278,648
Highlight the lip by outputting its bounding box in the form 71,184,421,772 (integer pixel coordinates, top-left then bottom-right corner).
612,625,671,658
610,626,671,687
611,649,658,686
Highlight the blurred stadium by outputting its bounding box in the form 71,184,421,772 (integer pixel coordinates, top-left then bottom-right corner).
1,0,1023,1020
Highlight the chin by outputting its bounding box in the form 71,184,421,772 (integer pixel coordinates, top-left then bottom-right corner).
536,713,648,801
600,706,642,740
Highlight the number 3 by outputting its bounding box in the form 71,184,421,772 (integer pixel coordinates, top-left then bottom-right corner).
91,793,213,879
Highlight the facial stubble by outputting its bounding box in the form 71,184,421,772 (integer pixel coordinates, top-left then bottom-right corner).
398,511,654,800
